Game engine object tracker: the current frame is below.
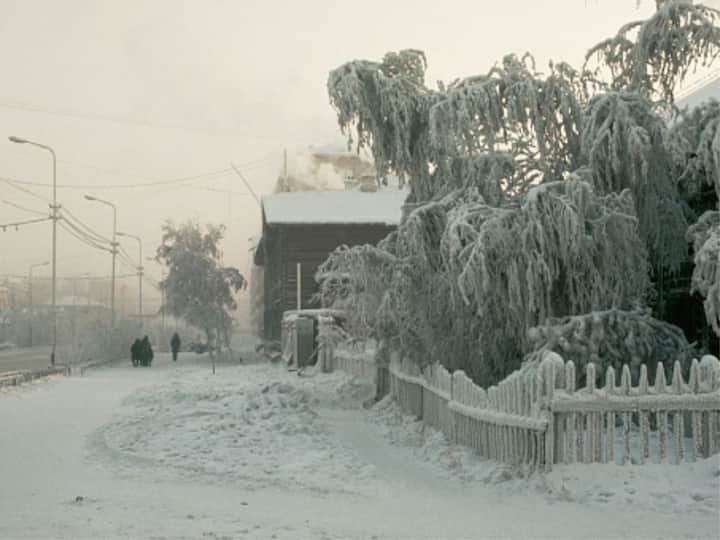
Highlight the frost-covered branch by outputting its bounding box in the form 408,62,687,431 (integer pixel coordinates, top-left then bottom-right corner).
669,98,720,199
586,1,720,102
581,92,688,270
327,50,443,200
688,210,720,335
429,55,592,182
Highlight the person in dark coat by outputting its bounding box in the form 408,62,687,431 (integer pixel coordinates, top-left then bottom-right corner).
140,336,154,367
131,338,141,367
170,332,181,362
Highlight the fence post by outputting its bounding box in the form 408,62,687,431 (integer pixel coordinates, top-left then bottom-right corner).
605,366,615,464
586,363,597,463
700,355,720,457
638,364,650,464
672,361,685,464
541,352,563,470
621,364,631,465
656,362,667,463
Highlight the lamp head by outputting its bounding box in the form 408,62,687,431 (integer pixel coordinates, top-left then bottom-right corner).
9,136,28,144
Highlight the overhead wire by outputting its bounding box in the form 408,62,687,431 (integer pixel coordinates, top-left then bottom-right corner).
1,167,234,190
0,272,138,281
58,219,113,253
0,177,51,202
59,206,112,244
1,199,49,217
58,214,111,248
0,98,285,140
0,216,51,230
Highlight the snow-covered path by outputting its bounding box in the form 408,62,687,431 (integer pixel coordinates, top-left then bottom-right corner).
1,351,718,539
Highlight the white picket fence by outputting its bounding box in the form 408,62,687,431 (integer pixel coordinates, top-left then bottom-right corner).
389,352,720,469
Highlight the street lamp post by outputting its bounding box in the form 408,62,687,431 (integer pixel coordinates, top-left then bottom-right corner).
10,136,58,366
117,232,143,323
84,195,117,327
28,261,49,347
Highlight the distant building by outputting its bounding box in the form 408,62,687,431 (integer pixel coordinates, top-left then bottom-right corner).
0,286,9,310
253,189,406,342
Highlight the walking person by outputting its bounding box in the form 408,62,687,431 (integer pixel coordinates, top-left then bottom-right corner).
131,338,141,367
170,332,181,362
141,335,154,367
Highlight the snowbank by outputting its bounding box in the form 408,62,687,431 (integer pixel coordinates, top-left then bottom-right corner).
97,363,378,494
368,396,720,517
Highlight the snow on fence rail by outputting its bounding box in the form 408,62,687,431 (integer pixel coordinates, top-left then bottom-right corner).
388,352,720,469
547,355,720,466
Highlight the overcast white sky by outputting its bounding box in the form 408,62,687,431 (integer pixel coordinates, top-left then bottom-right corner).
0,0,669,298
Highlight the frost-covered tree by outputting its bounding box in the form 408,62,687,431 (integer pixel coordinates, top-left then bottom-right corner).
586,0,720,102
321,2,720,386
156,221,246,369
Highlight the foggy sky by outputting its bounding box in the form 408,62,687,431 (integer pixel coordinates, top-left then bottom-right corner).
0,0,663,302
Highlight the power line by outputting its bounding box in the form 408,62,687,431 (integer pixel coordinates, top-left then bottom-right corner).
54,152,276,179
0,216,51,230
59,213,112,248
0,167,233,190
118,256,139,274
58,220,113,253
1,273,138,281
230,162,261,207
0,98,284,140
60,206,112,244
0,177,50,202
117,247,137,269
177,184,254,196
2,199,48,217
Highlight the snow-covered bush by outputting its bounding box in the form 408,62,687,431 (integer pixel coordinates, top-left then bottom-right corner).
523,308,694,386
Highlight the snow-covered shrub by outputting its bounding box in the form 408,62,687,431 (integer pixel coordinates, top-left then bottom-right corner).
439,174,651,383
523,308,693,386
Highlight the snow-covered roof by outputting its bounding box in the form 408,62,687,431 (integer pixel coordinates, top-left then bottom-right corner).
676,75,720,110
262,190,407,226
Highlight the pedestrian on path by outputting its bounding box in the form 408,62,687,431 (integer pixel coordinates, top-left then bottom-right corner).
140,336,153,367
131,338,141,367
170,332,181,362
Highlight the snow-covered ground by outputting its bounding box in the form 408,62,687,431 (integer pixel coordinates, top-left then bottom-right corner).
0,348,718,539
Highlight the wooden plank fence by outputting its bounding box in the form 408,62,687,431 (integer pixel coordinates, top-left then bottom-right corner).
317,316,382,383
388,352,720,469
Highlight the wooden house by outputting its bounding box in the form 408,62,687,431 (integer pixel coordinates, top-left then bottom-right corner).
253,190,406,342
